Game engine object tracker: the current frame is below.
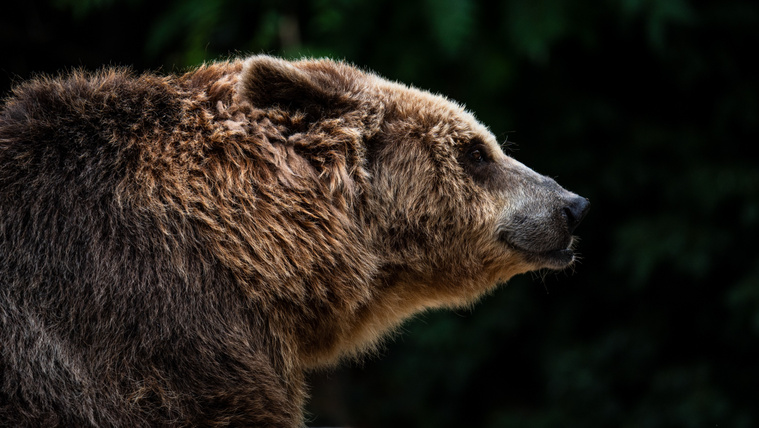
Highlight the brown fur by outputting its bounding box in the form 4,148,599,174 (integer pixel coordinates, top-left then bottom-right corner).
0,56,587,426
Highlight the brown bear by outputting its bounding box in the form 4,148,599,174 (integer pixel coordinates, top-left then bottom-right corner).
0,55,588,427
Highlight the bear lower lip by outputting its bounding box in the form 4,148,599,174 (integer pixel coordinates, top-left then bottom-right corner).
524,248,575,269
503,241,575,269
498,230,575,269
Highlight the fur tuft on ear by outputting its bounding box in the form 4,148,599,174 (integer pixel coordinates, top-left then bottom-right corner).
238,55,345,113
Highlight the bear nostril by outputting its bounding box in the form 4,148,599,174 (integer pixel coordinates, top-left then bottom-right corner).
563,196,590,233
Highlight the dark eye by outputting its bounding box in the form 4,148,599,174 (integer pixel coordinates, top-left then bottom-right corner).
467,146,488,163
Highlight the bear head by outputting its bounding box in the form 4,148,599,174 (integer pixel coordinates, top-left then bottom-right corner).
236,56,589,363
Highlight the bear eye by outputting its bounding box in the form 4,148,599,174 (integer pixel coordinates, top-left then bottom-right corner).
469,149,484,162
467,144,489,164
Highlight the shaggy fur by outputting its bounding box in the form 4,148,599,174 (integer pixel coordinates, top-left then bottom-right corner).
0,56,588,426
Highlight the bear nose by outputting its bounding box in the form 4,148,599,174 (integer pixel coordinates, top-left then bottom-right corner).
562,195,590,233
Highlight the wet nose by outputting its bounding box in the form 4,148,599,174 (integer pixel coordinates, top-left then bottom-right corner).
563,195,590,233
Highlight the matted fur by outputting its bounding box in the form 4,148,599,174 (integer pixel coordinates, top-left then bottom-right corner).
0,56,587,426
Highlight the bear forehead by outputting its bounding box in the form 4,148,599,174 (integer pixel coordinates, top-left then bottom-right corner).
374,78,498,147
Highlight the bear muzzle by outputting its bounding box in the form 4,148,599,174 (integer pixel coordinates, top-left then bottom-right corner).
497,189,590,270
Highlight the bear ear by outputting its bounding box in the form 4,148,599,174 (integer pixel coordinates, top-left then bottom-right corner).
238,55,344,113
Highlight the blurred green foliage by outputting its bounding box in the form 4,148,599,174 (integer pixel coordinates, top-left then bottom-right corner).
2,0,758,426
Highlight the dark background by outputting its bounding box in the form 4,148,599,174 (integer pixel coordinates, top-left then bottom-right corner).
2,1,758,427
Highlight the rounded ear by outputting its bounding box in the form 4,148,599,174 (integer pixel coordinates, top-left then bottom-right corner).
238,55,345,114
237,55,385,140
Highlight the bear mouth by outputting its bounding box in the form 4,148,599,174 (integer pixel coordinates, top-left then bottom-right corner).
498,230,576,270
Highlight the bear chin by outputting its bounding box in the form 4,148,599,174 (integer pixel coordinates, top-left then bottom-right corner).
528,248,576,270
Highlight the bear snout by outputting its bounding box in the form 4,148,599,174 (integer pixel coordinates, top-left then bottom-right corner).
496,189,589,270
